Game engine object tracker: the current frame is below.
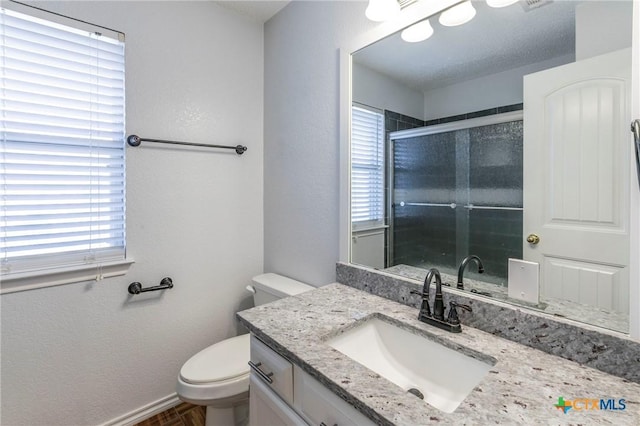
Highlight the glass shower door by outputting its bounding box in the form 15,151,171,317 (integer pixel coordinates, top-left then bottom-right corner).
389,114,523,286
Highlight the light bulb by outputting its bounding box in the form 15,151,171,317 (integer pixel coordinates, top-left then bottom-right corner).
486,0,519,7
365,0,401,22
439,1,477,27
401,20,434,43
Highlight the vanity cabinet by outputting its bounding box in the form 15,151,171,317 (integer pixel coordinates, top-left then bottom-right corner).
293,365,373,426
249,335,375,426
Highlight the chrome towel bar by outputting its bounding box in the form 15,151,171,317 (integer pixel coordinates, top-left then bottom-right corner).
128,277,173,295
127,134,247,155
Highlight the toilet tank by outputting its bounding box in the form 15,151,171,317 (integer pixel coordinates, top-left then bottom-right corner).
251,273,314,306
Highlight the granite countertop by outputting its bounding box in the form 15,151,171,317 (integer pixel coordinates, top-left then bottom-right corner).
237,283,639,425
383,264,629,333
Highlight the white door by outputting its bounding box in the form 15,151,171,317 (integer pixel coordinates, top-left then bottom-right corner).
523,48,631,314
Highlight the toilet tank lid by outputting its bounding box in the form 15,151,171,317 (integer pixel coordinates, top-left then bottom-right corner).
251,273,314,298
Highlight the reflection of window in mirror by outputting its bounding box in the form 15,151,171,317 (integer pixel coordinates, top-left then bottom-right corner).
351,104,386,269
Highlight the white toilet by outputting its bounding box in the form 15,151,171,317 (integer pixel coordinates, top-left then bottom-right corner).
176,273,314,426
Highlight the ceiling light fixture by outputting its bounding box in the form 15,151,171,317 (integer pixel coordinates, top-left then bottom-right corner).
486,0,519,7
439,0,477,27
401,19,434,43
365,0,401,22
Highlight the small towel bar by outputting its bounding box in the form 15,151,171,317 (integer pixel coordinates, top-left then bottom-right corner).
128,277,173,295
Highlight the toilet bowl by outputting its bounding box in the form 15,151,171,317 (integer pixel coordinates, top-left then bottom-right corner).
176,273,314,426
177,334,250,426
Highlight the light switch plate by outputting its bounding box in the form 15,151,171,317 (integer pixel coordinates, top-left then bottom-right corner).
508,258,540,304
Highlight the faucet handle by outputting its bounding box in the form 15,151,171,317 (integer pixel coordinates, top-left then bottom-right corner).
411,290,432,319
447,301,472,325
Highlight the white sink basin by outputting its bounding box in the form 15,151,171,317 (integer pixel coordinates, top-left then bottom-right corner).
327,316,495,413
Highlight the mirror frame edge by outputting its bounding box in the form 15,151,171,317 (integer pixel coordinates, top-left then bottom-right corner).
338,46,351,265
339,0,640,340
629,0,640,340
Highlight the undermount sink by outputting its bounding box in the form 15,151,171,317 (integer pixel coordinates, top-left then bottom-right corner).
326,315,496,413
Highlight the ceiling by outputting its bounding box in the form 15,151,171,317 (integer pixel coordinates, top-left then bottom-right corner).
218,1,629,93
215,1,291,23
353,0,580,91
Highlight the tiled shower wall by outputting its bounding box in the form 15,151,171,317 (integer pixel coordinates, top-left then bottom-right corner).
389,105,523,284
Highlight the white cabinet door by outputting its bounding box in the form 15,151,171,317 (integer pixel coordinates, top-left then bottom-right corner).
293,366,375,426
523,48,631,313
250,375,306,426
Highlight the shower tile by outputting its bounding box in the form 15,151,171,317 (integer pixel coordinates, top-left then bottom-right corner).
438,113,467,124
469,121,523,206
466,108,498,119
497,103,524,113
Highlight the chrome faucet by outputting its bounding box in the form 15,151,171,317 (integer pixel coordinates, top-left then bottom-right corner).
457,255,485,290
410,268,472,333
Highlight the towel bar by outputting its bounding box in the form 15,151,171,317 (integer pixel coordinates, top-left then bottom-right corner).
128,277,173,295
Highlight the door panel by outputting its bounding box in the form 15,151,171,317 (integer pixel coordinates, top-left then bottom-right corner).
543,257,628,313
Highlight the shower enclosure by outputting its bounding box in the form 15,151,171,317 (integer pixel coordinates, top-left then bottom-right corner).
388,112,523,285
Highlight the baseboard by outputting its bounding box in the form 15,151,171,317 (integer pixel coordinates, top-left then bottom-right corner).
100,393,181,426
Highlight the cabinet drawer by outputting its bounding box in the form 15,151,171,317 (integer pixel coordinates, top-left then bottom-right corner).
250,335,294,405
293,366,375,426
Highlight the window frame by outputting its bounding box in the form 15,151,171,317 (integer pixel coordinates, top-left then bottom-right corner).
0,4,132,293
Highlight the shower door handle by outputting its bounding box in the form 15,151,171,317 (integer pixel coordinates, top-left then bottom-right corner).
632,119,640,189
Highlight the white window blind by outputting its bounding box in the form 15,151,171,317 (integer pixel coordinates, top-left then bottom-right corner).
1,7,126,277
351,104,384,226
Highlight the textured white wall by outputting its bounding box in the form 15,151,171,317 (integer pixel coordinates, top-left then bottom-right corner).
576,1,633,61
263,1,375,285
0,2,263,425
353,62,424,119
422,54,574,120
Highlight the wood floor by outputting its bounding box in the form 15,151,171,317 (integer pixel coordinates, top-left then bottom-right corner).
134,402,205,426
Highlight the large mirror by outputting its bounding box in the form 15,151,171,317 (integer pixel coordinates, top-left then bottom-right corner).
349,0,636,333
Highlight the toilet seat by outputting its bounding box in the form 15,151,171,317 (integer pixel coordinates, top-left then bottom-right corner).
176,334,250,405
180,334,250,384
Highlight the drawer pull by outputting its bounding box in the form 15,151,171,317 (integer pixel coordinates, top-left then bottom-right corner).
248,361,274,384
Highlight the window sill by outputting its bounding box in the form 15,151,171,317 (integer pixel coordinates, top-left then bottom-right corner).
0,259,135,295
352,224,389,234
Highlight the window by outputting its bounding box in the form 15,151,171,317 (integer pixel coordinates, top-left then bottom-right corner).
351,104,385,227
1,6,129,292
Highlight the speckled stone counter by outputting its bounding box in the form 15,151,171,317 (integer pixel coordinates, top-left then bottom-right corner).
338,262,640,385
384,263,629,333
237,284,639,425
